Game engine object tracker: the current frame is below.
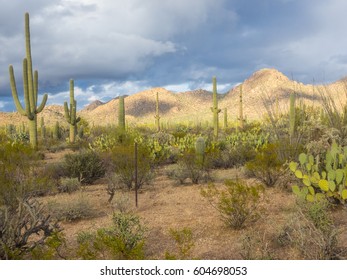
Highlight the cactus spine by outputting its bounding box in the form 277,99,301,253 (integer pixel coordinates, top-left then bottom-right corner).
224,108,228,128
118,95,125,130
9,13,48,149
64,79,80,143
154,92,160,132
289,91,296,139
239,85,244,129
211,77,221,138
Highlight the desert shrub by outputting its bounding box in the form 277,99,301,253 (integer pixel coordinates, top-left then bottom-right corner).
240,230,274,260
0,199,60,260
280,199,344,259
211,143,256,169
47,195,96,222
57,177,81,193
30,231,67,260
42,162,68,187
201,180,264,229
63,149,106,184
108,145,154,190
168,149,212,184
165,227,195,260
245,143,285,187
76,212,146,260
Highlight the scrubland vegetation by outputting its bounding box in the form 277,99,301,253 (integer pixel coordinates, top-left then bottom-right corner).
1,12,347,260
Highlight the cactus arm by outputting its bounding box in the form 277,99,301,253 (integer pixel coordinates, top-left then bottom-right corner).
9,64,27,116
64,101,71,124
71,100,76,124
36,93,48,113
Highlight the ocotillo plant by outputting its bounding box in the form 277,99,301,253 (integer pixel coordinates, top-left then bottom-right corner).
154,92,160,132
211,77,221,138
9,13,48,149
289,91,296,140
224,108,228,128
239,84,244,129
64,79,80,143
118,96,125,130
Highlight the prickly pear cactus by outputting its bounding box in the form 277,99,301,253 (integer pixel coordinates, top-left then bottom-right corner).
290,141,347,203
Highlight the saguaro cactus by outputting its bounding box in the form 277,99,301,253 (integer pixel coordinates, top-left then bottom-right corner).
195,137,206,167
40,116,46,140
9,13,48,149
154,92,160,132
289,91,296,139
53,121,60,140
224,108,228,128
211,77,221,138
118,96,125,130
239,85,244,129
64,79,80,143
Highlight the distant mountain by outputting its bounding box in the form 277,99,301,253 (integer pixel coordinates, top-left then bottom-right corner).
83,100,105,111
1,68,347,127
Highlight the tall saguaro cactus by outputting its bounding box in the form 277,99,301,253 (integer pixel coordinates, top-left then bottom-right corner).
239,84,244,129
154,92,160,132
64,79,80,143
118,96,125,130
9,13,48,149
211,76,221,138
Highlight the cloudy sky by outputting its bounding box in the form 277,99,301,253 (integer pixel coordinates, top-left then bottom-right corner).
0,0,347,111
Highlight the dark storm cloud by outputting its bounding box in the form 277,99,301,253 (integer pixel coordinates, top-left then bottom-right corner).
1,0,347,111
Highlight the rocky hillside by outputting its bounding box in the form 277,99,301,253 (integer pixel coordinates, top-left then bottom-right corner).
1,68,347,127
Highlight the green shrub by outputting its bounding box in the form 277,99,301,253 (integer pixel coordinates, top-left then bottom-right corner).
47,195,96,222
57,177,81,193
63,149,106,184
201,180,264,229
168,149,211,184
165,227,195,260
245,143,285,187
108,145,154,190
76,212,146,260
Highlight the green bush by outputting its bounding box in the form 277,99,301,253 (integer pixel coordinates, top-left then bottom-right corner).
47,195,96,222
168,149,211,184
201,180,264,229
108,145,154,190
165,227,195,260
245,143,285,187
76,212,146,260
57,177,81,193
63,149,106,184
